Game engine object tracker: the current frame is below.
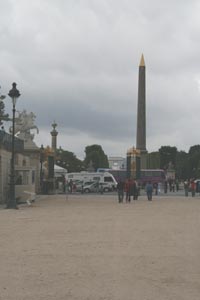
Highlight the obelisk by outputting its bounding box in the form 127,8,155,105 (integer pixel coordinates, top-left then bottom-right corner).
136,54,147,168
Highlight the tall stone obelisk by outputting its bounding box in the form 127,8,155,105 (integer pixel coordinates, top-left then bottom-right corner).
136,54,147,168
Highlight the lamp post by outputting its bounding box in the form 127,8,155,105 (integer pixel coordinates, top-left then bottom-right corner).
40,144,45,193
7,83,20,209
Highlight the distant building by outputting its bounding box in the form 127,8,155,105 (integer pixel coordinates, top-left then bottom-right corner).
108,156,126,170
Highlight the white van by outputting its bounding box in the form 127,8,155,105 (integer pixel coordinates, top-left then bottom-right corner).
65,172,117,190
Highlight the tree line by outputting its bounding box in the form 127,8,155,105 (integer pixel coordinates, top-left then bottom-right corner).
55,144,200,180
151,145,200,180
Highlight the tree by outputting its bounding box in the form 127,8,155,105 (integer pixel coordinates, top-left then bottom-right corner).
147,151,160,169
188,145,200,178
55,147,84,172
175,150,189,179
159,146,177,170
0,96,9,126
84,144,109,171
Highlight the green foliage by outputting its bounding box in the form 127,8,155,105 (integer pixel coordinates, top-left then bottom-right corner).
55,148,84,172
188,145,200,178
0,99,9,126
84,144,109,171
147,151,160,169
159,146,177,170
188,145,200,156
54,144,109,173
155,145,200,179
175,151,189,179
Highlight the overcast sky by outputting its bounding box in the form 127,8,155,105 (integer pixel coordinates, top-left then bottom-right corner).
1,0,200,159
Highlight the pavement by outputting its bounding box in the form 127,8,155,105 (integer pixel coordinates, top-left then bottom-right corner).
0,193,200,300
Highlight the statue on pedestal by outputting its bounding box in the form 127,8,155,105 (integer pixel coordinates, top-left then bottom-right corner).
10,110,39,142
9,110,39,150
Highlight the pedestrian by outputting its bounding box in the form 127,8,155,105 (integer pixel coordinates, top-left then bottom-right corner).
117,179,124,203
153,182,158,195
96,181,100,193
61,175,65,193
190,180,196,197
146,181,153,201
158,182,161,194
65,181,69,200
72,182,77,193
69,179,73,193
172,181,175,192
133,179,138,200
164,180,168,194
100,183,104,194
125,179,131,203
169,179,173,192
176,179,179,192
184,180,189,197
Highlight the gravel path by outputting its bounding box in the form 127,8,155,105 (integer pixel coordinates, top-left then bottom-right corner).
0,194,200,300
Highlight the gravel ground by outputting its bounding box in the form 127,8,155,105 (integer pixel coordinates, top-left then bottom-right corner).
0,194,200,300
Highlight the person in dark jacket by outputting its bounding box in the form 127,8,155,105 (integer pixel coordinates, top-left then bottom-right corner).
146,181,153,201
117,180,125,203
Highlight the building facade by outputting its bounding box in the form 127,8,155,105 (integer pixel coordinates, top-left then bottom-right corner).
0,130,38,205
108,156,126,170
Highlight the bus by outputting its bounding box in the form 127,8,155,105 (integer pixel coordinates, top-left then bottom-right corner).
97,168,166,187
140,169,166,186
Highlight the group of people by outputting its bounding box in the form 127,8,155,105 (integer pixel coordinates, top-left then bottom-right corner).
163,179,179,193
117,179,154,203
184,179,198,197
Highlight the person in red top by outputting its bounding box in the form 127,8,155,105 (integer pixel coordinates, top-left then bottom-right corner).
190,180,196,197
125,179,131,203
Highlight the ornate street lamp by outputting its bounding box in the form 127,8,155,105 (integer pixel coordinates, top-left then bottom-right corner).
7,83,20,209
40,144,45,193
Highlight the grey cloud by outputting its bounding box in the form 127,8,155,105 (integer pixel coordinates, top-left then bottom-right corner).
1,0,200,157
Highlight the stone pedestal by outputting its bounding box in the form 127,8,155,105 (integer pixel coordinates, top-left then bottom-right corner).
126,147,141,180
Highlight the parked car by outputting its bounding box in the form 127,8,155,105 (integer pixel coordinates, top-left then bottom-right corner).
100,182,113,192
83,182,113,193
75,181,94,192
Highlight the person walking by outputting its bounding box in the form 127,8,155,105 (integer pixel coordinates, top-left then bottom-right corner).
176,179,179,192
133,179,138,200
99,183,104,194
146,181,153,201
164,180,168,194
125,179,131,203
184,180,189,197
153,182,158,195
190,180,196,197
117,180,125,203
69,179,73,193
65,180,69,200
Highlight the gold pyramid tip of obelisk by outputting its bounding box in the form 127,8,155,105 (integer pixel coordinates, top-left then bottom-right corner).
139,54,145,67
